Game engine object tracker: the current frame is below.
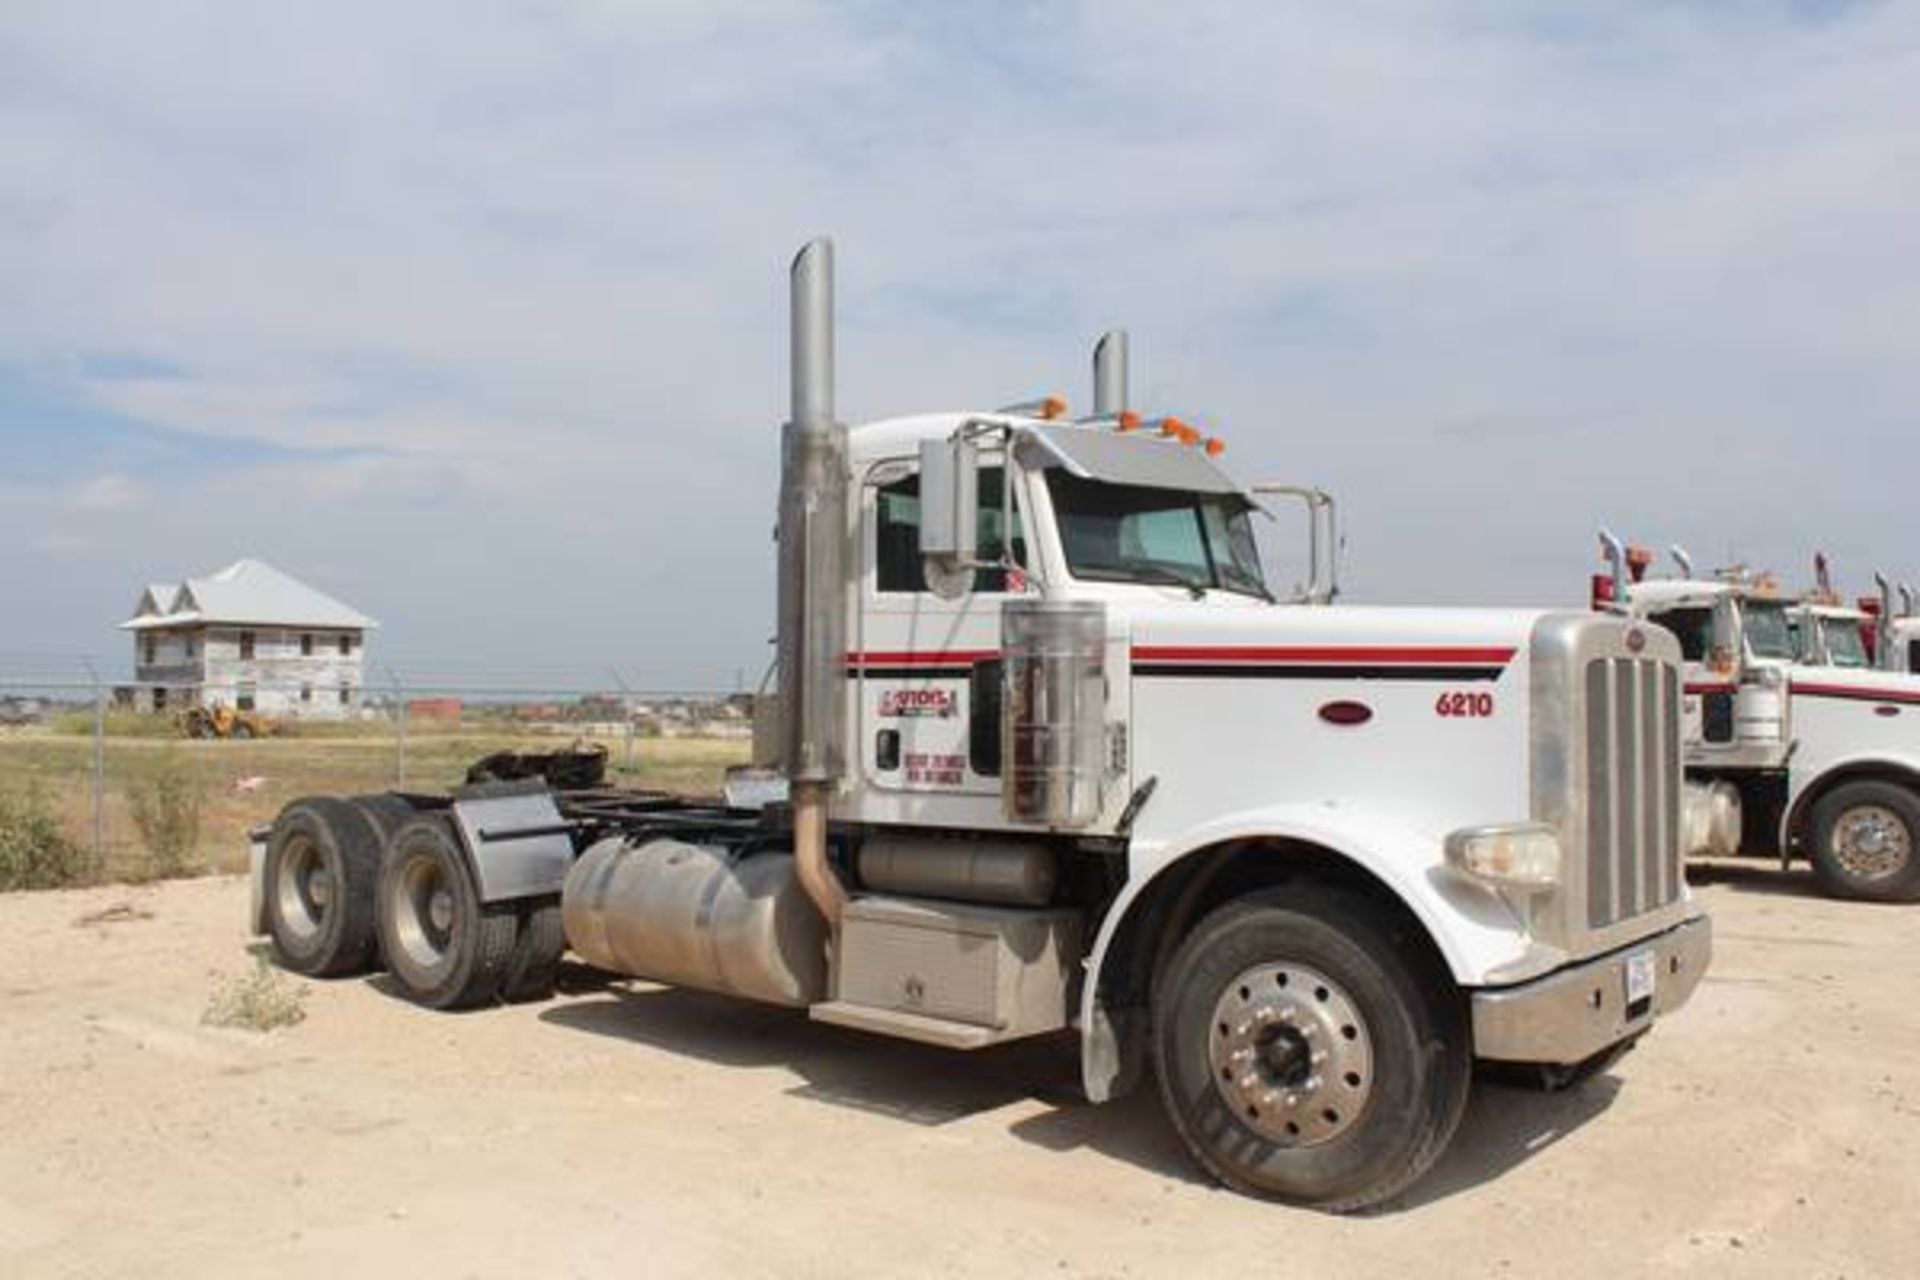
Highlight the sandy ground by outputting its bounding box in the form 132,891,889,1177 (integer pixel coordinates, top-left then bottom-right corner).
2,860,1917,1280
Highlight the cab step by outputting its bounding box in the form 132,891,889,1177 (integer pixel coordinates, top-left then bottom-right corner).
808,1001,998,1049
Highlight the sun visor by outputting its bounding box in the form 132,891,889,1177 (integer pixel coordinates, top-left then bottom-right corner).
1011,424,1249,499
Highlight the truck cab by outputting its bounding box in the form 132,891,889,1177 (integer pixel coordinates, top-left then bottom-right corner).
1597,536,1920,900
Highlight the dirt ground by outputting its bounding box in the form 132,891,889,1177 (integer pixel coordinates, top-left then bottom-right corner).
2,859,1917,1280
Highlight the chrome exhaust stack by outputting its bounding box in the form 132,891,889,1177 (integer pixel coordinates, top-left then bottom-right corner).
1092,329,1129,417
1599,529,1629,603
1671,544,1694,579
777,237,849,928
1875,572,1895,670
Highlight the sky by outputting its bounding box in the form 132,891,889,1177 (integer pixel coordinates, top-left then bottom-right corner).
2,1,1916,690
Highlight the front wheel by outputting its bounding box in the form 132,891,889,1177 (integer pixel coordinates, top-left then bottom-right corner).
1808,781,1920,902
1152,888,1470,1212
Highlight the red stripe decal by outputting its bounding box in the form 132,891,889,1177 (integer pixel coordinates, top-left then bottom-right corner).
1685,683,1736,695
1792,682,1920,706
1128,645,1516,665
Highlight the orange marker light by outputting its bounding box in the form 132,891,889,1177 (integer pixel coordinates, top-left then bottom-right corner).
1204,437,1225,457
1160,415,1189,438
1117,410,1142,432
1041,396,1068,421
1177,425,1201,446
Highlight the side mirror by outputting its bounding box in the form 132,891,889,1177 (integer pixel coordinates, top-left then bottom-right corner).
919,436,978,598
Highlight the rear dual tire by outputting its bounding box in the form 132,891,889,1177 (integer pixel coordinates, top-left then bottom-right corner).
263,797,385,977
374,819,570,1009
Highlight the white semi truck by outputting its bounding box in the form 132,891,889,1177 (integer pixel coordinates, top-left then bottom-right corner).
1597,536,1920,901
251,240,1713,1211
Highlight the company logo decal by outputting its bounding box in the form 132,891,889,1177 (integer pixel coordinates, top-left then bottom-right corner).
880,688,958,718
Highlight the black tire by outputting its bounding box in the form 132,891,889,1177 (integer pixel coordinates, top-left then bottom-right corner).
263,796,385,977
345,794,421,968
501,895,567,1003
375,816,519,1009
351,793,419,846
1808,780,1920,902
1152,887,1471,1212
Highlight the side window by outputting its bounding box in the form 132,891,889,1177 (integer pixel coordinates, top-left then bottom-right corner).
1648,607,1712,663
875,465,1025,594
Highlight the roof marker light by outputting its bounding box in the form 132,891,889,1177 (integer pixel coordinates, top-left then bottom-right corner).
1116,410,1142,432
1203,437,1225,457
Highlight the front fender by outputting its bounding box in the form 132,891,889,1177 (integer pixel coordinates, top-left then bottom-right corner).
1784,750,1920,849
1078,803,1540,1101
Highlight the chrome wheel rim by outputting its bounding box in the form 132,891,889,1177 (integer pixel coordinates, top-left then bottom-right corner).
1833,805,1911,880
391,853,457,973
274,837,330,943
1208,962,1374,1147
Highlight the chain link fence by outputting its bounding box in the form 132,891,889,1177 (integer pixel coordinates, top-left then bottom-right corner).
0,664,753,889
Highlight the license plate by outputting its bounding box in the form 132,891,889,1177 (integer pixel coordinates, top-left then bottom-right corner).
1624,949,1657,1006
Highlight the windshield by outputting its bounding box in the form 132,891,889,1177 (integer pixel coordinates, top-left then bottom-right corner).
1822,618,1871,668
1743,601,1797,661
1046,472,1268,599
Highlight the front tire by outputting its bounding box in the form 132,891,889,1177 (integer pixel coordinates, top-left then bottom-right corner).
1152,888,1470,1212
1808,780,1920,901
375,817,519,1009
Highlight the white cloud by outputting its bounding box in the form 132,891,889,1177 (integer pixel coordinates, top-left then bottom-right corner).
71,472,142,511
1,1,1916,679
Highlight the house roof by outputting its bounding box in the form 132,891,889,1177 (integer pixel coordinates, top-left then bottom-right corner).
122,559,377,631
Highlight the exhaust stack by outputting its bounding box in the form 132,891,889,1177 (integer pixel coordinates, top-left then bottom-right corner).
1671,545,1694,579
776,237,849,928
1092,330,1129,417
1874,572,1895,669
1599,529,1629,604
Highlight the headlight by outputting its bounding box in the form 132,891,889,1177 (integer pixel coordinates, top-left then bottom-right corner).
1445,823,1561,890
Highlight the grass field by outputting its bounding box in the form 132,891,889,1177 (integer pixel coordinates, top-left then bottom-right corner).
0,724,750,883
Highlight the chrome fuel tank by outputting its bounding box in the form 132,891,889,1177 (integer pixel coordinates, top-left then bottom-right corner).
561,838,829,1007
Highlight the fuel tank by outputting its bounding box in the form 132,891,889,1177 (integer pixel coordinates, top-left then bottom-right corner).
561,838,829,1007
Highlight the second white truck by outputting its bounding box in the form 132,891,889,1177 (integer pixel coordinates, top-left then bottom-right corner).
1597,536,1920,900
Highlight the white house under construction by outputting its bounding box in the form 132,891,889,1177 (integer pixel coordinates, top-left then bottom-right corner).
121,559,376,719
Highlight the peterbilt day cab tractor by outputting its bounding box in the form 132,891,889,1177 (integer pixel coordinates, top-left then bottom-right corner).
1597,535,1920,901
251,240,1713,1212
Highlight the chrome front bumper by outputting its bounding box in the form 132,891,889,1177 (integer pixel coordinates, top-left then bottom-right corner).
1471,913,1712,1064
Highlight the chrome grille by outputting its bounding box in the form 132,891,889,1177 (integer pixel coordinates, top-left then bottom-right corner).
1582,657,1682,928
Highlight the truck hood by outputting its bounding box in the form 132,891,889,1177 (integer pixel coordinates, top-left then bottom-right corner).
1111,599,1552,659
1788,665,1920,698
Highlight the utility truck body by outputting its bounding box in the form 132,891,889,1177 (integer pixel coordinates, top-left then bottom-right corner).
251,242,1710,1211
1597,538,1920,900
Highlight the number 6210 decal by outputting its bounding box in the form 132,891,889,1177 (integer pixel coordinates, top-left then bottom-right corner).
1435,691,1495,718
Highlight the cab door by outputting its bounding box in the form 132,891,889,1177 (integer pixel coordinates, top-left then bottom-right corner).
854,455,1030,800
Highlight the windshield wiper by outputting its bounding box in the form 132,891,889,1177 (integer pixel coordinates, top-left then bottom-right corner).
1079,563,1207,598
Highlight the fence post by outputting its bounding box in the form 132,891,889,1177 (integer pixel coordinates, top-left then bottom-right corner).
611,668,635,781
81,659,106,872
385,666,408,789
